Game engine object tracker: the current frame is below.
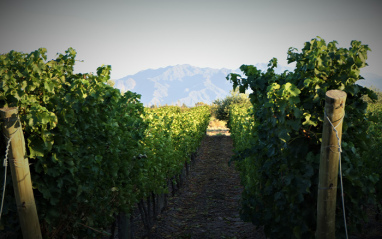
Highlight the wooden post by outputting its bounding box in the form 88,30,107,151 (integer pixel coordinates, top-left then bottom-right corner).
0,107,42,239
316,90,347,239
118,212,133,239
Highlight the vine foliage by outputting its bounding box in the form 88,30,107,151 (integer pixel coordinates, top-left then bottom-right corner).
0,48,210,237
227,37,379,238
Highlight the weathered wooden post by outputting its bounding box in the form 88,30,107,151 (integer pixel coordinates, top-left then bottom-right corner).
118,212,133,239
0,107,42,239
316,90,347,239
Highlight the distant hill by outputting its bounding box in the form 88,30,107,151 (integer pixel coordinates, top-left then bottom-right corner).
114,64,382,106
114,64,293,106
115,65,238,106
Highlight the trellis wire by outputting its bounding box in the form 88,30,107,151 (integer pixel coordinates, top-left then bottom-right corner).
0,136,12,221
0,121,20,221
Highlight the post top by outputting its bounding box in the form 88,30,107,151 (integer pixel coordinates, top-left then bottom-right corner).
326,90,347,100
0,107,18,111
0,107,19,118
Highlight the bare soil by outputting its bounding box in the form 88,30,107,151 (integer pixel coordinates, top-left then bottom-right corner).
130,128,381,239
148,130,265,239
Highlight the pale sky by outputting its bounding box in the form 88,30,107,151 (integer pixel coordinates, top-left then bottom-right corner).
1,0,381,80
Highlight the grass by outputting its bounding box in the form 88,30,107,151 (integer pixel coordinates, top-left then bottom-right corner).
208,117,227,130
207,117,230,136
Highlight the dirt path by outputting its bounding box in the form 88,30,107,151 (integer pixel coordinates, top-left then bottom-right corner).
129,128,381,239
149,131,265,239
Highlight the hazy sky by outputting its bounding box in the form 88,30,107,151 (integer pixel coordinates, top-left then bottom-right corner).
1,0,381,80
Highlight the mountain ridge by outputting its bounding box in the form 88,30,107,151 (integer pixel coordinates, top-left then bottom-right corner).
114,64,382,106
114,64,241,106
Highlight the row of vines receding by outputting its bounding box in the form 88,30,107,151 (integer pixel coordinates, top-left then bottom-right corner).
227,37,381,239
0,48,210,237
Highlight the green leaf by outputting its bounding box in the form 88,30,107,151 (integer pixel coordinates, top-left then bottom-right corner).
286,119,301,131
302,113,317,126
28,136,45,157
44,81,55,93
278,129,290,143
284,82,301,97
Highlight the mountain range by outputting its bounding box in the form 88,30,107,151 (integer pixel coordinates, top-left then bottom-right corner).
114,64,292,106
114,64,382,107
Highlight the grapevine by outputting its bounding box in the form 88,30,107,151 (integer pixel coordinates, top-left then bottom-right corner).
0,48,210,237
227,37,379,238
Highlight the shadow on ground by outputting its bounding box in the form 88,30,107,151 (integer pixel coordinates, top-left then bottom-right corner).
147,133,265,239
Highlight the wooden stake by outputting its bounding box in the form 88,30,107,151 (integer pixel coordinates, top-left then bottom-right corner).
0,107,42,239
118,212,133,239
316,90,347,239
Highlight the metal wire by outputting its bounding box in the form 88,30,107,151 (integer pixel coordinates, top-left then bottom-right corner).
0,137,11,221
0,121,20,221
